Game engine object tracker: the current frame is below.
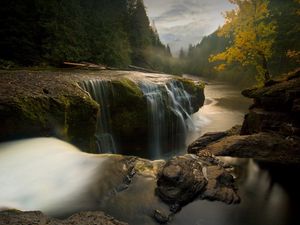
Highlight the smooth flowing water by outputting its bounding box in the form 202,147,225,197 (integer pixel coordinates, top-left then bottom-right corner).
81,78,195,159
0,138,299,225
138,80,194,158
80,80,117,153
186,76,252,145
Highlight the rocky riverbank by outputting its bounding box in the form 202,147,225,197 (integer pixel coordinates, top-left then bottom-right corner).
189,70,300,165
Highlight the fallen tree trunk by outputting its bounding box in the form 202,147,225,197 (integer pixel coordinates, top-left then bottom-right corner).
63,62,106,69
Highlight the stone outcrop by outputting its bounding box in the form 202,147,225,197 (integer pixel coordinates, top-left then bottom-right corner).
188,70,300,165
0,210,128,225
241,69,300,136
189,132,300,164
0,70,205,154
0,71,99,152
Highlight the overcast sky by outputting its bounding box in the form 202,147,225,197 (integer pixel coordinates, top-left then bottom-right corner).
143,0,235,54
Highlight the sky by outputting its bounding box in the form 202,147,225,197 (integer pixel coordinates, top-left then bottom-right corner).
143,0,235,54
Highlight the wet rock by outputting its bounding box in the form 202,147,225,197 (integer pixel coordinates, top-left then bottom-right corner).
188,132,228,154
200,166,240,204
192,132,300,165
153,209,170,224
0,210,128,225
188,125,242,154
156,155,207,206
156,154,240,210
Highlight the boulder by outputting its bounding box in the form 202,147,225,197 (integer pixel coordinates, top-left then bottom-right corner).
156,154,240,212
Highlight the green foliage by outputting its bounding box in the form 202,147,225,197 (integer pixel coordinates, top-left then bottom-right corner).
184,0,300,85
209,0,276,84
0,0,174,71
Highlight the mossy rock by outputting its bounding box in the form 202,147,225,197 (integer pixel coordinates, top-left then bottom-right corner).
175,77,205,113
109,78,148,153
0,95,99,153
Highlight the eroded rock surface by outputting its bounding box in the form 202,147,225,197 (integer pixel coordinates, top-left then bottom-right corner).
241,70,300,136
0,211,128,225
156,154,240,213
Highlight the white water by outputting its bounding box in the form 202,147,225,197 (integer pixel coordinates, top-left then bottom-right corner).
80,80,117,153
139,80,195,158
81,78,196,159
0,139,296,225
0,138,106,214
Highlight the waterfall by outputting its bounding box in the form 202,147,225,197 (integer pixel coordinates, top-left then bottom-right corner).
138,82,166,158
80,80,117,153
80,78,195,158
139,80,195,158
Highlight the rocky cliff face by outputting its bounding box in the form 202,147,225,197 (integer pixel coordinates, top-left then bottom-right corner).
241,70,300,136
0,70,205,154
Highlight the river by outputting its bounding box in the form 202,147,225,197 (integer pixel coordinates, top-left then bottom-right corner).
184,75,252,146
0,76,299,225
0,138,299,225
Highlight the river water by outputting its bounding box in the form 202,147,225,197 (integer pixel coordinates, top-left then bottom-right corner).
0,138,299,225
0,76,299,225
184,75,252,146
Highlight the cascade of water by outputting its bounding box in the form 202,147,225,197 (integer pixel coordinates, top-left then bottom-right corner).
165,81,195,152
80,80,116,153
138,82,166,158
139,80,195,158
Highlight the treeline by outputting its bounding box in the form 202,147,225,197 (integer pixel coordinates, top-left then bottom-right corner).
0,0,179,73
182,0,299,85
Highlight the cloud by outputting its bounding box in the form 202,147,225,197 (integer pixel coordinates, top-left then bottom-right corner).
144,0,234,53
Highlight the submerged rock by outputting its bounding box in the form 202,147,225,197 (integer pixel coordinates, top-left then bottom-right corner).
0,210,128,225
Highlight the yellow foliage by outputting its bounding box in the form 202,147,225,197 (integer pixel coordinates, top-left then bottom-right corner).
287,50,300,63
210,0,277,83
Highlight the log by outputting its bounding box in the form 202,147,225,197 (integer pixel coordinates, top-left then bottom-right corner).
63,62,106,69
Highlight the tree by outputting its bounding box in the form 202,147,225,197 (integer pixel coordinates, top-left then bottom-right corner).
179,48,186,59
209,0,277,84
166,44,172,56
285,0,300,65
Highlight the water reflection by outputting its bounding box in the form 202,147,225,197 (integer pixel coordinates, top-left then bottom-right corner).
173,158,295,225
184,76,252,145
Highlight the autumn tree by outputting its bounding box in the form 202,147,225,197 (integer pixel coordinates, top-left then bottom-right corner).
209,0,277,84
286,0,300,65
